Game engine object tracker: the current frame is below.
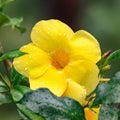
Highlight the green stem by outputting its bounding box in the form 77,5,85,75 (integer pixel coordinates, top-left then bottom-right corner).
0,41,11,78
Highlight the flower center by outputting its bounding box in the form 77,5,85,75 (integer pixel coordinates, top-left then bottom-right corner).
51,49,70,70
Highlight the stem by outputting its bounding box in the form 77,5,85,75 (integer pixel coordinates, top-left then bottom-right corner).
0,41,11,78
3,59,10,78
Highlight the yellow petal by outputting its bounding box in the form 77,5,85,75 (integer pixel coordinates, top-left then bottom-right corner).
31,19,74,52
84,107,99,120
62,79,86,105
29,65,49,79
70,30,101,63
13,43,50,77
63,60,99,95
29,67,67,96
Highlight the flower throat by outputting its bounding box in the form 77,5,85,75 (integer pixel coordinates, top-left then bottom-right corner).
51,49,70,70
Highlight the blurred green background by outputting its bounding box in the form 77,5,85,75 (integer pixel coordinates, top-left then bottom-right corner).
0,0,120,119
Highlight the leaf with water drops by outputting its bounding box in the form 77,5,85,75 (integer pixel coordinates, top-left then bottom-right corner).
93,72,120,106
18,88,85,120
99,104,120,120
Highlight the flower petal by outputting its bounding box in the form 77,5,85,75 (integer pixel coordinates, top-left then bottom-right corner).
84,107,99,120
62,79,86,105
63,60,99,95
70,30,101,63
31,19,74,53
13,43,50,77
29,67,67,96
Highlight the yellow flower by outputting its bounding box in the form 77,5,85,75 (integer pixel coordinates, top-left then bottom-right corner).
13,19,101,105
84,107,100,120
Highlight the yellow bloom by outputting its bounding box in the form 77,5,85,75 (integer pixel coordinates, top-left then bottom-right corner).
84,107,100,120
13,19,101,105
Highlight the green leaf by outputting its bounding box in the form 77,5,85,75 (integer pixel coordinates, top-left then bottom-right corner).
0,86,8,92
0,92,12,105
0,80,9,92
93,74,120,106
11,85,31,102
10,66,28,86
0,12,26,33
107,49,120,64
0,75,9,93
9,17,23,26
17,103,45,120
0,73,11,89
15,25,26,33
97,50,120,74
0,49,26,61
5,17,26,33
19,88,85,120
99,104,120,120
0,0,13,11
0,12,9,26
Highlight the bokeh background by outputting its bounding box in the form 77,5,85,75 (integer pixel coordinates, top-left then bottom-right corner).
0,0,120,119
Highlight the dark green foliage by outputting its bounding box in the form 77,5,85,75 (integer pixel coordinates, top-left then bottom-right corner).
93,73,120,106
99,104,119,120
10,66,28,86
93,73,120,120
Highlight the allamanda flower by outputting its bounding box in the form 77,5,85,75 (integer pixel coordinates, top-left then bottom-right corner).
13,19,101,105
